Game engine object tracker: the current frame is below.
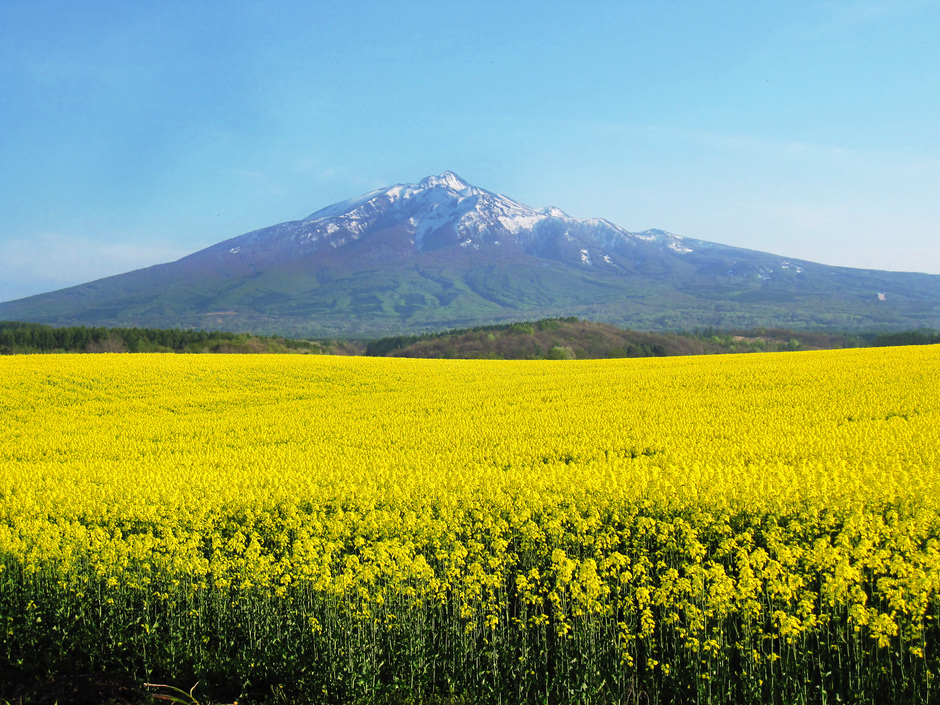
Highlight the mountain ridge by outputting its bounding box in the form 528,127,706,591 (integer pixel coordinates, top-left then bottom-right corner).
2,171,939,335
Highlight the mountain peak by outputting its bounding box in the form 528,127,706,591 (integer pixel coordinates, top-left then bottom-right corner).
419,170,472,192
306,171,477,221
293,172,634,258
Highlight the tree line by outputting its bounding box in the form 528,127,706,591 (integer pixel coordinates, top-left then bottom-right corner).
3,319,938,357
0,322,325,354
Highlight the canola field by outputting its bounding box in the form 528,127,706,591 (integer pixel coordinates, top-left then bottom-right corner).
1,348,939,704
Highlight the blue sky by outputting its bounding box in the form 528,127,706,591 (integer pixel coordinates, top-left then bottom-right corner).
2,0,939,303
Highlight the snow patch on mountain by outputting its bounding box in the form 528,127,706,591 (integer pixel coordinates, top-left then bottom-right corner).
423,170,473,192
634,229,694,254
227,172,711,266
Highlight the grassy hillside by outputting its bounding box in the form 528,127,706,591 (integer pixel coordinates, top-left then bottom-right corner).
3,238,940,338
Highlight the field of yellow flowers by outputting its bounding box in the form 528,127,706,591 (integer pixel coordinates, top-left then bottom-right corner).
1,347,938,704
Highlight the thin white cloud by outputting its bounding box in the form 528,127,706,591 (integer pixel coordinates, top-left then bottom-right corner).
819,0,930,28
1,233,190,303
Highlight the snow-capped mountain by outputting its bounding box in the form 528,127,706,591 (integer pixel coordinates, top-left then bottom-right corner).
200,170,698,272
2,171,940,336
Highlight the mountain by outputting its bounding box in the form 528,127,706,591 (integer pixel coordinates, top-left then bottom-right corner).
2,171,939,336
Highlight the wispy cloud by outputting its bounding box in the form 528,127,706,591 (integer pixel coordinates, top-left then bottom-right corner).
1,233,190,303
819,0,930,28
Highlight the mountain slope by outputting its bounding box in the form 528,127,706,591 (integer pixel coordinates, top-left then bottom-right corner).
2,171,939,335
